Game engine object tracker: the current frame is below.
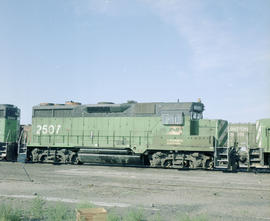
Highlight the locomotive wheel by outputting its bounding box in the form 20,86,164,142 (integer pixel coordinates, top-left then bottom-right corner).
70,153,79,165
31,148,40,163
150,152,168,167
204,159,213,169
162,160,173,168
189,161,195,169
189,159,199,169
56,151,67,163
39,154,47,163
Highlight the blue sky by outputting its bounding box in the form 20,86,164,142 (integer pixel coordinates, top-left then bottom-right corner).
0,0,269,124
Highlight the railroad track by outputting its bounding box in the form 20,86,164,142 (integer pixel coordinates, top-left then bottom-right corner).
70,162,270,174
20,160,270,174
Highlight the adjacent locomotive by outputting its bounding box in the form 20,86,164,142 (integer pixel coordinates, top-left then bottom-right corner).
229,119,270,168
0,104,20,161
26,100,232,169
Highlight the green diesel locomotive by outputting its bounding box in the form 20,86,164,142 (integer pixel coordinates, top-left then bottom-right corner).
0,104,20,161
26,100,233,169
229,119,270,168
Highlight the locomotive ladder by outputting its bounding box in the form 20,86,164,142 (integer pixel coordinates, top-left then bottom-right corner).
247,148,264,168
214,146,231,169
0,145,7,158
0,130,11,158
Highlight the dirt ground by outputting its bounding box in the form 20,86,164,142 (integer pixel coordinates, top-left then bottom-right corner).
0,162,269,221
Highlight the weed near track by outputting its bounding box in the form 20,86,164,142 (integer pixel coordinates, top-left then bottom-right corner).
0,197,208,221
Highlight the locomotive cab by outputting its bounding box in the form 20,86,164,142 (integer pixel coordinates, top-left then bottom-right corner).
0,104,20,161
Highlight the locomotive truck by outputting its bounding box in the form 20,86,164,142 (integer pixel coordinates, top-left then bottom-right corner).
0,104,20,161
26,100,235,169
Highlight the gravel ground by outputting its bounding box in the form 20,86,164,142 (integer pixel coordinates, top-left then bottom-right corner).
0,162,270,221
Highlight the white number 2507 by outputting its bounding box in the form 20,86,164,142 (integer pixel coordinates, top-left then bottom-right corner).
36,125,61,135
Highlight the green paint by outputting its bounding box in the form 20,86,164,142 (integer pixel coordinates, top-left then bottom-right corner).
256,118,270,153
0,105,20,144
28,101,227,154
